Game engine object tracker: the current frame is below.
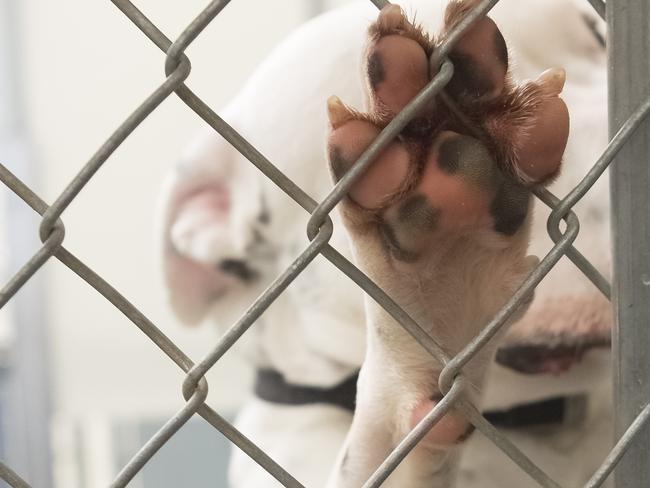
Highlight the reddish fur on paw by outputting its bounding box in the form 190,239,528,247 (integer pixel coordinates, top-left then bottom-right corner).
376,4,407,33
483,68,569,186
369,5,432,52
443,0,482,29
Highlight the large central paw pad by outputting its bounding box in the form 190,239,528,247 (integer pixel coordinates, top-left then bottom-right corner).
327,3,569,261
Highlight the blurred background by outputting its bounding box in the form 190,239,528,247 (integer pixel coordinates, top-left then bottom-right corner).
0,1,350,486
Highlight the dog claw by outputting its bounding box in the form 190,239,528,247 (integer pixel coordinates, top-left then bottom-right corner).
327,96,355,129
537,67,566,96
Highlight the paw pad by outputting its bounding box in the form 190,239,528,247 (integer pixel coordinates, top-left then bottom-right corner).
327,3,569,260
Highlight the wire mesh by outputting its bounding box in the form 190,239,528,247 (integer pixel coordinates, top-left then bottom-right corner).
0,0,649,487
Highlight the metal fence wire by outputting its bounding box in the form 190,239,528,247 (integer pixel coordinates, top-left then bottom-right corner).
1,0,649,487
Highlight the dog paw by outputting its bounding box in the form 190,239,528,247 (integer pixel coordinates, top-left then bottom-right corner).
327,4,569,262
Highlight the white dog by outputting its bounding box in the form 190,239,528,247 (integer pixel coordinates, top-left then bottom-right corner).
159,0,611,486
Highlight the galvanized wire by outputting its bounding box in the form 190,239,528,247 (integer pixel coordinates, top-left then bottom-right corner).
608,0,650,484
1,0,648,487
111,379,210,488
457,399,564,488
362,377,466,488
0,462,30,488
585,404,650,488
587,0,606,20
544,95,650,300
438,190,581,395
0,161,305,488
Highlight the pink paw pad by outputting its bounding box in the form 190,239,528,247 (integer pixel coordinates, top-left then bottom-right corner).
410,397,474,445
367,35,430,117
376,132,499,258
327,101,413,210
326,3,571,262
413,131,497,228
516,70,570,184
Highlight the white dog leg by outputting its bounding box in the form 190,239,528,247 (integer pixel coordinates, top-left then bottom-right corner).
324,3,568,485
230,399,352,487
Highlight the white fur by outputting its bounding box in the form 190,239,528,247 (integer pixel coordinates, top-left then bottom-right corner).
158,0,611,486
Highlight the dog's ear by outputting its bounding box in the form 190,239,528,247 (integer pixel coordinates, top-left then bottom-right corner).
157,132,245,325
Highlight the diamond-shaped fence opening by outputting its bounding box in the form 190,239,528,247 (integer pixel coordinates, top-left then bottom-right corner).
1,0,649,487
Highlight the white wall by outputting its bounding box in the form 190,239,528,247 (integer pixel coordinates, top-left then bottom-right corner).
15,0,335,485
0,184,11,355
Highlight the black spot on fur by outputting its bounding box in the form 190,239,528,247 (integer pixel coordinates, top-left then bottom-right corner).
367,50,385,90
219,259,258,282
329,146,349,182
252,228,266,245
397,194,440,231
341,449,350,474
490,180,530,235
457,424,476,442
378,221,419,263
483,397,570,427
258,195,271,224
583,14,606,49
495,338,610,375
446,51,495,101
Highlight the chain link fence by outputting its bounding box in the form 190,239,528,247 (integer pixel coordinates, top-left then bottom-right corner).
1,0,649,486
